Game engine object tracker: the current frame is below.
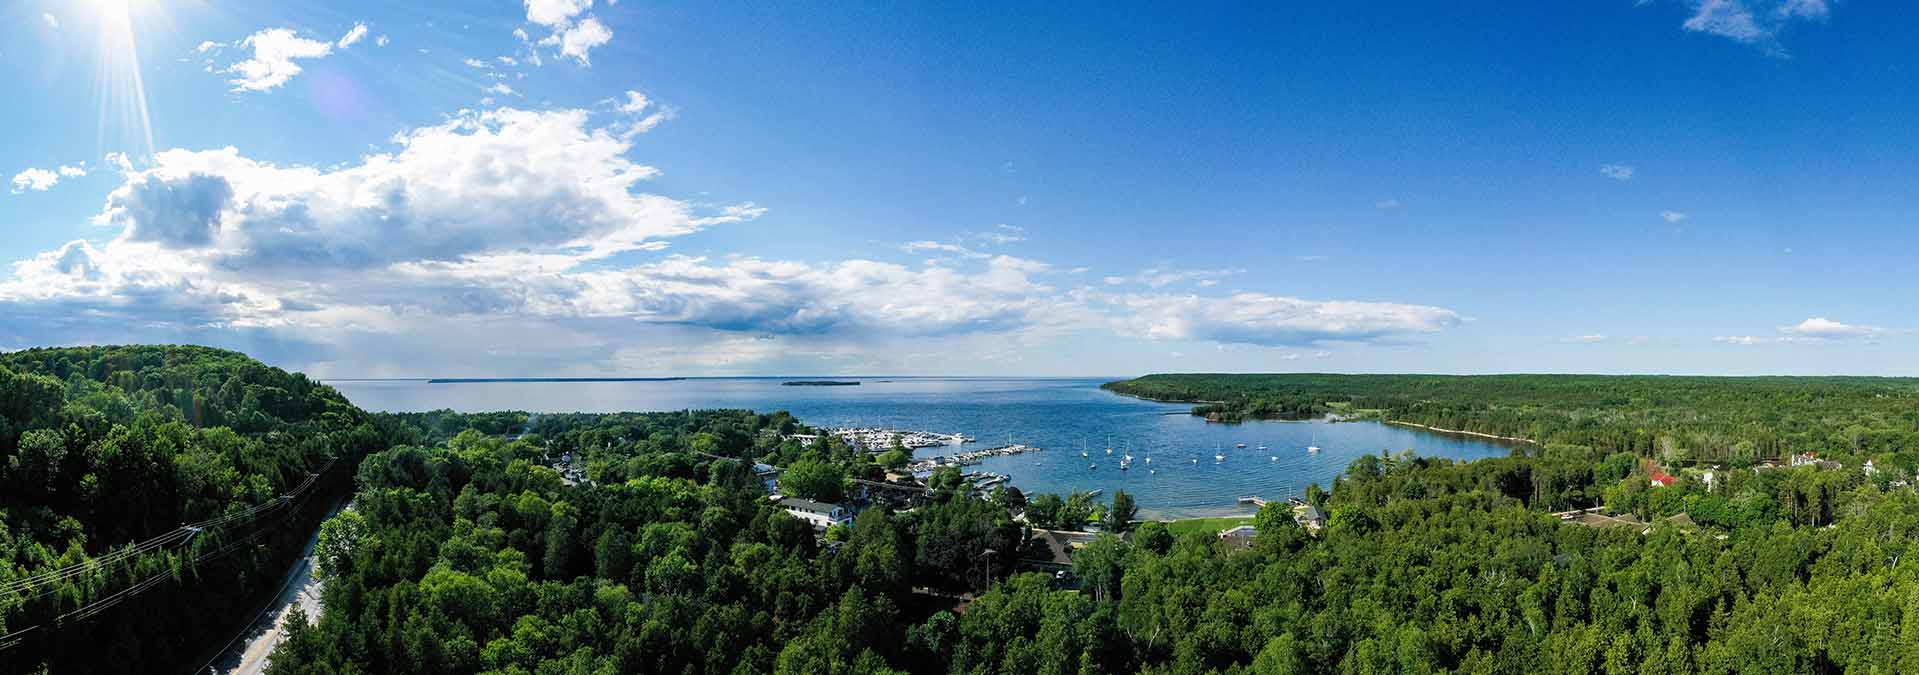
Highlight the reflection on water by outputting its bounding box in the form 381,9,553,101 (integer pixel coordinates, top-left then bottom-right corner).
329,377,1516,519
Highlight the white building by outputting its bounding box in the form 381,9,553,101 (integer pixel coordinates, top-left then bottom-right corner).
779,497,851,529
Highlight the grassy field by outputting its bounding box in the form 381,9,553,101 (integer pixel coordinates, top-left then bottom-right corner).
1163,516,1254,537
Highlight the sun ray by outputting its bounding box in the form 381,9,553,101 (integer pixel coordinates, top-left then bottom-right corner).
93,0,157,160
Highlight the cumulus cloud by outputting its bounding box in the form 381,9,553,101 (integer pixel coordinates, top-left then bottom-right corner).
547,17,613,65
10,168,62,193
1680,0,1833,56
0,100,1465,375
1599,163,1635,181
526,0,593,28
42,12,57,29
89,108,702,269
1660,210,1687,222
1112,293,1460,347
224,28,335,91
524,0,612,65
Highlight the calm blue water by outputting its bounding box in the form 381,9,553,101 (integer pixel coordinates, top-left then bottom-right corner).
329,377,1518,519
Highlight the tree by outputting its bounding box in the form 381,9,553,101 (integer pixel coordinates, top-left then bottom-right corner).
313,510,368,581
1132,521,1173,555
1027,493,1064,529
876,449,910,471
1072,533,1128,603
782,458,845,502
1106,490,1137,533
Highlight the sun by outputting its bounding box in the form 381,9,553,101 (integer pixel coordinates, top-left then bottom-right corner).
92,0,157,158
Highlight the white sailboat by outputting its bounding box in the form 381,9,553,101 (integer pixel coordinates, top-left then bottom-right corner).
1307,428,1321,454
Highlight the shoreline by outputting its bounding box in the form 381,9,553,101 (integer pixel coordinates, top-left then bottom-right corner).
1382,420,1535,445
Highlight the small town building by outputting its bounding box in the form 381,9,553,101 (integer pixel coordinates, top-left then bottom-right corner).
1296,504,1326,531
753,463,782,494
779,497,851,529
1217,524,1258,549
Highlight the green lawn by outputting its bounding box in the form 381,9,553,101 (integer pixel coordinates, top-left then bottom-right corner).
1162,516,1254,537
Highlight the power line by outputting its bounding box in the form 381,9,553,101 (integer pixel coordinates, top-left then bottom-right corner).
0,458,340,654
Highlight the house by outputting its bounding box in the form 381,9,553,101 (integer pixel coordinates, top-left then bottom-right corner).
1217,524,1258,549
1022,529,1082,571
1790,451,1821,468
1647,463,1677,487
779,497,851,529
753,463,783,494
1295,504,1326,531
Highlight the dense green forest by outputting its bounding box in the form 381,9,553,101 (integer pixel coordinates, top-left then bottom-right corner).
271,406,1919,674
0,346,393,673
1104,373,1919,468
10,354,1919,674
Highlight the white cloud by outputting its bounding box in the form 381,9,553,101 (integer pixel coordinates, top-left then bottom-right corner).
104,152,133,171
526,0,594,28
10,168,61,193
1714,335,1816,346
485,82,517,97
523,0,612,65
617,90,651,114
1599,163,1635,181
1660,210,1687,222
1112,292,1460,347
547,17,612,65
1376,197,1400,209
337,22,369,49
1681,0,1834,56
42,12,57,29
0,99,1466,375
8,162,86,193
375,35,390,47
224,28,335,92
1779,317,1887,339
1715,317,1892,346
1105,267,1244,289
89,107,701,267
465,58,490,69
1559,334,1608,344
498,56,520,66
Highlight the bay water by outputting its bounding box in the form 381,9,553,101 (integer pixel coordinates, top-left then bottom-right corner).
329,377,1517,519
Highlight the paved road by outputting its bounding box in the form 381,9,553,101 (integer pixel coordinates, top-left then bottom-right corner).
198,501,346,675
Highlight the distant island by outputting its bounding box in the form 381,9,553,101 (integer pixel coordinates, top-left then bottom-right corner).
425,376,687,384
781,380,861,386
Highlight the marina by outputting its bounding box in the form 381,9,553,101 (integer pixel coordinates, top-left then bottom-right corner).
822,426,974,450
909,443,1040,472
332,376,1518,519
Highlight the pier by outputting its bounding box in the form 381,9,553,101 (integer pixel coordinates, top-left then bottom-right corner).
824,427,975,451
909,444,1040,472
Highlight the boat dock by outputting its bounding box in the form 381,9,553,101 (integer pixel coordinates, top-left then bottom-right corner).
826,427,975,450
908,444,1040,471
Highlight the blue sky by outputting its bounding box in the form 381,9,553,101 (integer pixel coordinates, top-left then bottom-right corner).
2,0,1913,377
